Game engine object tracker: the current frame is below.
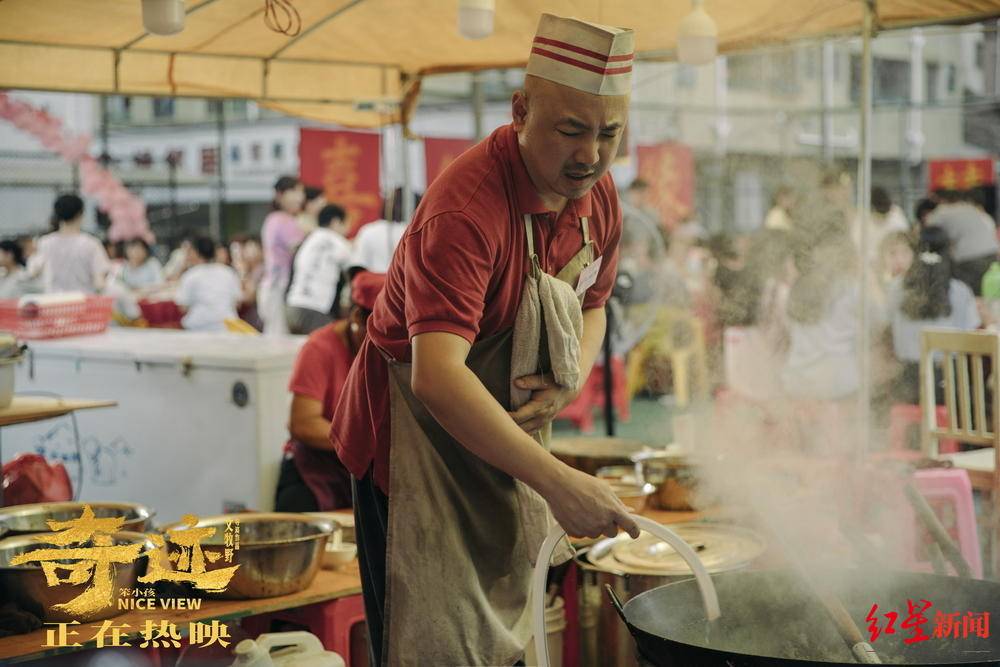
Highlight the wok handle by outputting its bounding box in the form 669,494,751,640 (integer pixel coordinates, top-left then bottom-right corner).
605,584,628,624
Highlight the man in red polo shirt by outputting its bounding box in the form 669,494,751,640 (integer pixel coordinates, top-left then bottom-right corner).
332,13,638,666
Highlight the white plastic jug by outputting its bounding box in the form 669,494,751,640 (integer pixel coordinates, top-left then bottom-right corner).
230,631,346,667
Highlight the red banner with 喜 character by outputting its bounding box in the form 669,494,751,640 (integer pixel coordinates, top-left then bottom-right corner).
636,141,695,231
928,158,995,192
424,136,475,186
299,128,381,237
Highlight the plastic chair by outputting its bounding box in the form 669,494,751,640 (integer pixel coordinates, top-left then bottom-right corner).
905,468,983,579
919,328,1000,575
888,404,959,455
626,308,708,408
241,594,366,666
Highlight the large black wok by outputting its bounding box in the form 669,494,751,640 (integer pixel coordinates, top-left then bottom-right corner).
614,569,1000,666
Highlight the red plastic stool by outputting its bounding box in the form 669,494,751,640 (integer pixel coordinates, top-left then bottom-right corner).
241,594,366,666
906,468,982,578
557,356,631,432
888,404,959,455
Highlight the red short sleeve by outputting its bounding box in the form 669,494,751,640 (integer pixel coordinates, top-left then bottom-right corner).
288,337,330,403
404,213,495,342
583,192,622,310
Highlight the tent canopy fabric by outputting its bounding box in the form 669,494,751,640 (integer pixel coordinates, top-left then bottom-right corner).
1,0,999,127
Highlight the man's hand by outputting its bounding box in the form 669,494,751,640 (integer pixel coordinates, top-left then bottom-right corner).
509,373,578,434
540,465,640,539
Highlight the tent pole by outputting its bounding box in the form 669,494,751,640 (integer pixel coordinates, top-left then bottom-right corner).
857,0,875,463
400,124,413,222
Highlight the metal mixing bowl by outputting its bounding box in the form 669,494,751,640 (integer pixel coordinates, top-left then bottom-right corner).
0,502,155,538
158,513,335,599
0,531,155,622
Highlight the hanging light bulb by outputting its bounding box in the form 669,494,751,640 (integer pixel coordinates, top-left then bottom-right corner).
677,0,717,66
141,0,185,35
458,0,495,40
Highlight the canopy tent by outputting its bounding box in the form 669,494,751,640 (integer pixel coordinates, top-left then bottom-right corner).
1,0,999,127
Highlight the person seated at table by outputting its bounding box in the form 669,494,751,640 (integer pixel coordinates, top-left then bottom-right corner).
234,236,264,330
27,194,110,294
886,226,979,404
781,210,886,403
175,237,241,332
120,238,164,292
275,271,386,511
285,203,352,335
720,229,794,402
0,239,40,299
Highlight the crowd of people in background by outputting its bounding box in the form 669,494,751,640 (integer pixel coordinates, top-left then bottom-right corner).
0,175,414,336
675,171,1000,442
5,172,997,409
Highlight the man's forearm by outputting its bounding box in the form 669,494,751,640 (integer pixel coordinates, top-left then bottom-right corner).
413,357,567,498
579,307,607,383
291,416,335,451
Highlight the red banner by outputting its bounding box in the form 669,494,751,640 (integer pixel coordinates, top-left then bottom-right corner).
299,128,381,236
928,158,995,192
636,142,695,230
424,137,475,186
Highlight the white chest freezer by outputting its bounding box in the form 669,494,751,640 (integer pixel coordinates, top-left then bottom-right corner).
6,329,305,524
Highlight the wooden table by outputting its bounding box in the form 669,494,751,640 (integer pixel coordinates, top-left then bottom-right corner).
0,397,116,428
0,396,117,505
0,564,362,663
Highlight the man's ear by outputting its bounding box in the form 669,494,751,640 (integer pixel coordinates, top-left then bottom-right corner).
511,90,528,132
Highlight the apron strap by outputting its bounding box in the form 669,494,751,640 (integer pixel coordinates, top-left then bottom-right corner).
522,214,536,259
580,216,590,246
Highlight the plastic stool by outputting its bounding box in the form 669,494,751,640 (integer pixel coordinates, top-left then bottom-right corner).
906,468,982,579
241,594,366,666
888,404,959,455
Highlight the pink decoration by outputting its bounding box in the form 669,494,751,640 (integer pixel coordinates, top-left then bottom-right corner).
0,92,155,244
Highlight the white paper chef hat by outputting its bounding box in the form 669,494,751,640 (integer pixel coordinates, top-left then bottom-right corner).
526,13,634,96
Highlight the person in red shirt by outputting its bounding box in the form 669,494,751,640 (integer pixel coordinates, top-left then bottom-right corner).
275,271,385,511
332,14,639,666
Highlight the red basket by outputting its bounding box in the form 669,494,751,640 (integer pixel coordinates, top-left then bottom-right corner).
0,296,114,340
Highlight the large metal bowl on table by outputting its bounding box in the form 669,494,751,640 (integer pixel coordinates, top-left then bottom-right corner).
550,436,651,477
575,522,766,667
0,531,155,622
159,513,335,599
617,568,1000,666
0,502,154,537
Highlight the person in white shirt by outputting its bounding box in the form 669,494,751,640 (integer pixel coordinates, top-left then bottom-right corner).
285,204,353,335
764,186,794,231
121,238,165,291
928,189,1000,295
27,194,110,294
175,237,241,332
349,219,406,274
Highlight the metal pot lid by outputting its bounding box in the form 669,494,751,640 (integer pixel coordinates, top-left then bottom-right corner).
630,443,689,466
585,522,766,576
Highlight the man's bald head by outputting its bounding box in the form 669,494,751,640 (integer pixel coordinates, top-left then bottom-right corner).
512,74,629,208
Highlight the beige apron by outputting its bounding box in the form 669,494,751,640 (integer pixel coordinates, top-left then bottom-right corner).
382,214,594,666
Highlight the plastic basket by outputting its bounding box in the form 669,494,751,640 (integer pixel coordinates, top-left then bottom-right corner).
0,296,114,340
